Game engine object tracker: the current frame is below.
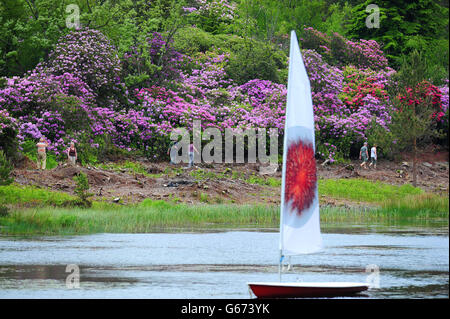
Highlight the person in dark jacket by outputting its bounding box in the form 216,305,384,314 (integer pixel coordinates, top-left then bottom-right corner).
66,142,77,166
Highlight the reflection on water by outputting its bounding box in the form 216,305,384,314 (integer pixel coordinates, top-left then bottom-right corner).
0,224,448,299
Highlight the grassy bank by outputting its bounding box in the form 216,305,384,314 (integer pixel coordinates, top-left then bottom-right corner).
0,201,279,235
0,179,448,235
318,178,424,203
0,196,448,236
0,184,75,206
0,178,430,207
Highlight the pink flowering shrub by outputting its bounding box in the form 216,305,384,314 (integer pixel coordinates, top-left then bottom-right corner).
4,23,446,164
301,46,395,160
397,80,448,123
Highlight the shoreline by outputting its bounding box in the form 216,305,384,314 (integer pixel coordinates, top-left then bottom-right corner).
1,160,448,236
10,158,450,204
0,199,448,236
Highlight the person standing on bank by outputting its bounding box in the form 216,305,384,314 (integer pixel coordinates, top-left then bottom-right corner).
359,142,369,169
36,137,49,170
188,143,199,168
369,144,377,169
66,142,77,166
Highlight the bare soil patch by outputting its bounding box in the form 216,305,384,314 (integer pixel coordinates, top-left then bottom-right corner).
11,150,448,206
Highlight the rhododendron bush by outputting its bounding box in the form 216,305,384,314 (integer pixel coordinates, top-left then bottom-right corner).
0,26,448,163
0,110,18,158
36,29,128,109
397,80,448,123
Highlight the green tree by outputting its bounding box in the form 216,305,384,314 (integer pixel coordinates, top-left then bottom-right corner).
0,0,69,76
226,38,285,85
348,0,449,72
73,171,93,207
235,0,353,43
388,50,440,187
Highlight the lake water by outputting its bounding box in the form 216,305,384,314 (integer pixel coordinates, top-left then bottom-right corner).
0,226,448,299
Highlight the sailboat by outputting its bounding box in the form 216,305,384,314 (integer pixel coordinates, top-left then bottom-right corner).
247,31,369,298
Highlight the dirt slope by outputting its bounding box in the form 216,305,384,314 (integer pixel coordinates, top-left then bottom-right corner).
11,153,449,206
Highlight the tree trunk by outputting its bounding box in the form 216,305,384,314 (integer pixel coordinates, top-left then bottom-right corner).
412,137,417,187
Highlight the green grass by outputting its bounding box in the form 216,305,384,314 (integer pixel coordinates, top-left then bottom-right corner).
242,175,426,204
318,178,423,203
189,167,282,187
0,184,75,206
97,160,181,178
0,178,447,235
0,201,280,235
380,193,449,218
245,174,281,187
320,205,447,223
1,199,447,236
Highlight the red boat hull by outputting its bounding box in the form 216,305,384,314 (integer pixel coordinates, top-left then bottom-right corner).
248,282,369,298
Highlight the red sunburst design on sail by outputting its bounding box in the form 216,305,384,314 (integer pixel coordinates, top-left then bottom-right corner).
285,139,317,215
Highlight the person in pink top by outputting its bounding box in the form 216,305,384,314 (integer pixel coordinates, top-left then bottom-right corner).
188,143,199,168
36,137,49,170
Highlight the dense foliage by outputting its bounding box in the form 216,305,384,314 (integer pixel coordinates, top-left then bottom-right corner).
0,0,448,165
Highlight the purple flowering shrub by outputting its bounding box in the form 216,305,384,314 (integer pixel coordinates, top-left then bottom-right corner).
438,80,449,138
0,72,96,156
1,22,446,164
439,80,449,114
317,142,338,163
135,53,286,137
301,42,395,161
438,81,449,144
229,79,286,131
37,28,127,109
303,49,343,117
302,27,388,70
180,51,233,96
1,72,95,117
196,0,237,20
19,122,41,141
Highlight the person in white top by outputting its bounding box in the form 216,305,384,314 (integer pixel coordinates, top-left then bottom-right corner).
36,136,49,170
369,144,377,169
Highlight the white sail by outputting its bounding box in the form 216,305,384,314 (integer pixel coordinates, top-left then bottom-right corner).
279,31,322,256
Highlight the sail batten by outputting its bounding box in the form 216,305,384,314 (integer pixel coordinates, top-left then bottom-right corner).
279,31,323,256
